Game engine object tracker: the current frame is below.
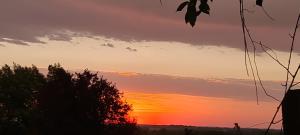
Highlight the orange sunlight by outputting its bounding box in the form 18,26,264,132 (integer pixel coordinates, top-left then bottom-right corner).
124,91,280,128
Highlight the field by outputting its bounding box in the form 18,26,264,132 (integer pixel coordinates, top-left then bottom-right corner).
136,125,281,135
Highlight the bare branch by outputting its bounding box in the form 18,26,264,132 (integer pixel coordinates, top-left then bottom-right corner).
264,102,283,135
291,81,300,87
248,119,281,128
253,43,260,104
240,0,281,102
240,0,263,104
240,0,250,77
285,14,300,91
265,64,300,135
288,64,300,90
238,0,300,134
253,41,294,77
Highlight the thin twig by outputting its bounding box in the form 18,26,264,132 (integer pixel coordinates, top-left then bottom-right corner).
246,33,280,102
273,119,283,124
240,0,250,77
291,81,300,87
247,46,260,103
253,41,294,77
264,102,283,135
285,14,300,92
248,122,269,128
248,119,282,128
288,64,300,90
261,7,275,21
253,46,260,104
240,0,261,104
240,2,280,101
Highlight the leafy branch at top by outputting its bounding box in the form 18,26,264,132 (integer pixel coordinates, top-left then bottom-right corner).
176,0,212,27
176,0,264,27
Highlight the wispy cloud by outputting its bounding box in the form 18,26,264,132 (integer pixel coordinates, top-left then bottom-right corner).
0,38,29,46
101,43,114,48
99,71,284,102
126,47,137,52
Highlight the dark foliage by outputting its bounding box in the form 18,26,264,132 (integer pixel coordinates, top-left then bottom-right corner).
256,0,263,7
177,0,211,27
0,64,45,135
176,0,263,27
0,64,136,135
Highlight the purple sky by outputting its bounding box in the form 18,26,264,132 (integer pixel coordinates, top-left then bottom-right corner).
1,0,300,51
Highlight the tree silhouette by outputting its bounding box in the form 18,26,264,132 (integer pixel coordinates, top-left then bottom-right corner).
39,64,135,135
38,64,77,135
0,64,136,135
0,64,45,135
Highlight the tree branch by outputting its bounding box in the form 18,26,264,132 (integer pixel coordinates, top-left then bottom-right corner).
285,13,300,91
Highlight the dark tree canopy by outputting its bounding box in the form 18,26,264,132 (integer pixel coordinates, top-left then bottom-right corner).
0,64,136,135
0,64,45,135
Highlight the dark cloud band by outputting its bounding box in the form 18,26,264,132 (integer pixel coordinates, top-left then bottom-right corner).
0,0,299,52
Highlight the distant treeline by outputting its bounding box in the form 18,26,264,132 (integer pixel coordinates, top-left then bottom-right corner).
0,64,136,135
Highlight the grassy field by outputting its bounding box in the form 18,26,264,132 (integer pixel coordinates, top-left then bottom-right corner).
136,125,281,135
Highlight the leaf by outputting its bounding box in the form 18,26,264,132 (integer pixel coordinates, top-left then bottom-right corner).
199,2,210,15
256,0,263,6
190,0,197,5
177,1,189,12
185,11,189,23
185,3,197,27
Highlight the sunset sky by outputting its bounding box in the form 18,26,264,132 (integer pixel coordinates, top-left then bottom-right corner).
1,0,300,129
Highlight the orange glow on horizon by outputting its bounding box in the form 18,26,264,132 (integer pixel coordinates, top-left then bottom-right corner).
116,72,140,77
123,91,280,128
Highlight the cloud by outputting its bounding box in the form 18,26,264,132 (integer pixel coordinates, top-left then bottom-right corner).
99,71,285,102
101,43,114,48
37,68,284,102
0,38,29,46
126,47,137,52
0,0,299,52
46,32,73,41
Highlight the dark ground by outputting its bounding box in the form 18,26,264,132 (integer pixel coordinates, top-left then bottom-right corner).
136,125,281,135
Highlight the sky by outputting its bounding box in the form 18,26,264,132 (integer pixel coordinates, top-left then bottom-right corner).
1,0,300,129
